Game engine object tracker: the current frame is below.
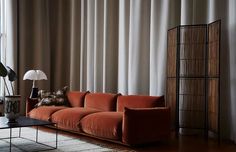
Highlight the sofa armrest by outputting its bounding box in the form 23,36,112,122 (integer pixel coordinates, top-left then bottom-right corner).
26,98,38,116
122,107,171,145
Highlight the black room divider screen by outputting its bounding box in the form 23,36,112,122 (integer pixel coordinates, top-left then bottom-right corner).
166,20,220,139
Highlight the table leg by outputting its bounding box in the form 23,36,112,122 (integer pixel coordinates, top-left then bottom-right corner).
56,124,58,148
19,127,21,137
10,128,12,152
36,126,38,143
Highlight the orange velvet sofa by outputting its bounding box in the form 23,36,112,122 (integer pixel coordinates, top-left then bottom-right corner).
26,92,171,146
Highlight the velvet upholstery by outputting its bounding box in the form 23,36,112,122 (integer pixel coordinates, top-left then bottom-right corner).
84,93,120,111
28,106,66,121
122,107,171,145
67,91,89,107
117,95,165,112
51,107,100,131
80,112,123,140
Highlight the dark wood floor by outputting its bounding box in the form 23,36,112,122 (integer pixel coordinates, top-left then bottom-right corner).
41,127,236,152
133,135,236,152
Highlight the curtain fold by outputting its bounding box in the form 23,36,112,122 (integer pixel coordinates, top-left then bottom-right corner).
149,0,169,95
118,0,130,94
80,0,87,91
69,0,81,90
93,0,104,92
127,0,151,95
86,0,95,91
227,0,236,143
3,0,236,143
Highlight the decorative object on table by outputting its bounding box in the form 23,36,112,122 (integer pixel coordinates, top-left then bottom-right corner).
4,95,21,123
23,70,47,98
6,66,17,95
0,62,10,95
0,62,20,123
35,86,69,108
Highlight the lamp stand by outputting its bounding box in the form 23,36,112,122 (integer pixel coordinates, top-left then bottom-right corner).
30,88,38,99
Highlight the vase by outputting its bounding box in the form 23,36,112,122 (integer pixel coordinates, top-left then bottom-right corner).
4,95,21,123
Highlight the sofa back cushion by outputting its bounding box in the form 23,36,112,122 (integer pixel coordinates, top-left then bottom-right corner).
67,91,89,107
84,93,120,111
117,95,165,112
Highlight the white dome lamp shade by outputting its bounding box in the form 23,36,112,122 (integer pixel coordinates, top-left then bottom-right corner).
23,70,47,98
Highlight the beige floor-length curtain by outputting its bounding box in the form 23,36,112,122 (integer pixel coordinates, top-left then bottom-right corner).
118,0,169,95
16,0,171,115
227,0,236,143
18,0,81,112
4,0,236,143
79,0,119,93
18,0,51,115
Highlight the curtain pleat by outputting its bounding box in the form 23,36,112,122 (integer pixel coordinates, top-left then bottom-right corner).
149,0,169,95
127,0,151,95
94,0,104,92
118,0,130,94
49,0,72,89
86,0,95,91
228,0,236,142
181,0,194,24
103,0,119,93
80,0,87,91
69,0,81,90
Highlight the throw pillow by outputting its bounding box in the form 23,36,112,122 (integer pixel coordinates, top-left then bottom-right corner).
35,86,69,108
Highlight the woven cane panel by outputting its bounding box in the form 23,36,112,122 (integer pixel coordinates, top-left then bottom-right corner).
179,78,205,128
208,79,219,132
167,28,177,77
166,78,176,128
208,22,220,77
179,26,207,77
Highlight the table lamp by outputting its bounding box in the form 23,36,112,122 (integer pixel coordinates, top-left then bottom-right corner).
23,70,47,98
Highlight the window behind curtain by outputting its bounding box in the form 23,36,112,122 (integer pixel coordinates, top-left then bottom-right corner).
0,0,2,59
0,0,5,97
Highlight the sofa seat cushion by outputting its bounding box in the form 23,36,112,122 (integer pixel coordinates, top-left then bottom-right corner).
51,107,100,132
28,106,67,121
80,112,123,140
117,95,165,112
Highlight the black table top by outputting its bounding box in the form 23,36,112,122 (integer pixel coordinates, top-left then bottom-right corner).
0,116,55,129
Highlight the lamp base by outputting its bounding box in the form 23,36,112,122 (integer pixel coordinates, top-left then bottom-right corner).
30,88,38,98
